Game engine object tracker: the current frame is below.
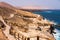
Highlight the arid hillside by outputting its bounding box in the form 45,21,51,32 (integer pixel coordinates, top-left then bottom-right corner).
0,2,55,40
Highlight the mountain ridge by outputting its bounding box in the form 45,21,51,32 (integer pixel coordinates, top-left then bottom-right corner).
0,2,17,9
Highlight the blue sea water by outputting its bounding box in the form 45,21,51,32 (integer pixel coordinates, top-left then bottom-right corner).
32,10,60,40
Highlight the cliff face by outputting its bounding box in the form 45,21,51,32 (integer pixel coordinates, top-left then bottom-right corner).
0,2,55,40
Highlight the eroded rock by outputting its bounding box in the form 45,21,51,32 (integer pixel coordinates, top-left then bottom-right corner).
0,6,55,40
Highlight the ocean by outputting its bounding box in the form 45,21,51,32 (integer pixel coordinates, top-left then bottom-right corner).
32,10,60,40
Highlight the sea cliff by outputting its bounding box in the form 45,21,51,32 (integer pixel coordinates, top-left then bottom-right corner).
0,2,55,40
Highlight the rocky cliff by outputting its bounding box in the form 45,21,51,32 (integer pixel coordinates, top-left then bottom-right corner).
0,2,55,40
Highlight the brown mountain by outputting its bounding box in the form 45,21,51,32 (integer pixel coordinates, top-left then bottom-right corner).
0,2,39,18
0,2,17,9
0,2,55,40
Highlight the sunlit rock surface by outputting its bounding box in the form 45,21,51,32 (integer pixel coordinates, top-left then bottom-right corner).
0,29,8,40
0,2,55,40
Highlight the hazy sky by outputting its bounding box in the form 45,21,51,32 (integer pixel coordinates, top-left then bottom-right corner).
0,0,60,9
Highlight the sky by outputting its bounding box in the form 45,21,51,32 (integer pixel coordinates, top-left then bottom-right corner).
0,0,60,9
